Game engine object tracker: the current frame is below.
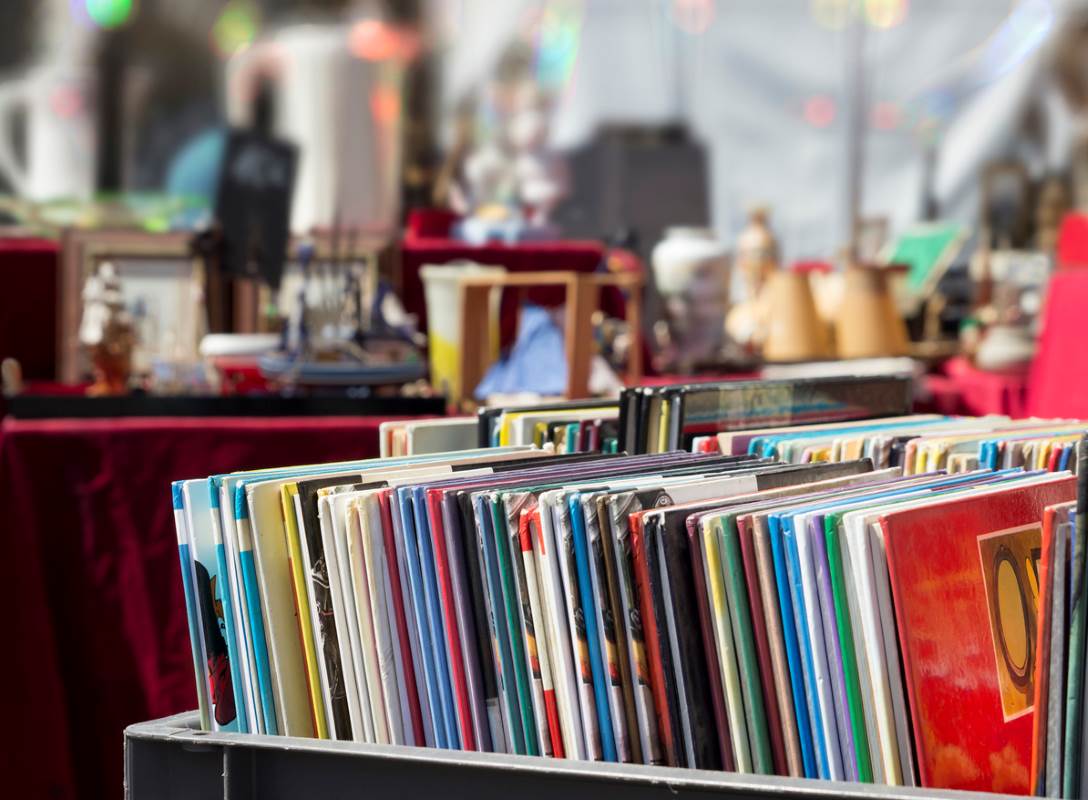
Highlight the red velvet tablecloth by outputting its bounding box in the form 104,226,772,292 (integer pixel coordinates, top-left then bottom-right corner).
0,237,59,380
920,356,1029,418
0,416,397,800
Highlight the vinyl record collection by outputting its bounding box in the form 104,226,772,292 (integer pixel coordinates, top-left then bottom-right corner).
174,376,1088,796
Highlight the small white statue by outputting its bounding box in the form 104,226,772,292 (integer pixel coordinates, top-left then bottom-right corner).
454,72,569,237
79,261,136,395
726,206,780,356
508,85,568,225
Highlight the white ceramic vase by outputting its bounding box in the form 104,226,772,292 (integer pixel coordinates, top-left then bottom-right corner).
651,227,730,368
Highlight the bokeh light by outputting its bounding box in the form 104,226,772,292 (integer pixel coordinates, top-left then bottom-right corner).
669,0,716,36
370,86,401,126
525,2,584,91
803,95,837,128
349,19,421,62
864,0,908,30
211,1,259,59
50,86,85,119
351,19,398,61
870,100,902,130
84,0,134,29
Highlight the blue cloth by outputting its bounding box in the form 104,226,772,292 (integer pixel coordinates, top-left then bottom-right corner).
474,303,567,399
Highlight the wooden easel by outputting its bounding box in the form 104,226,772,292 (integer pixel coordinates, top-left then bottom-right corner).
455,270,643,408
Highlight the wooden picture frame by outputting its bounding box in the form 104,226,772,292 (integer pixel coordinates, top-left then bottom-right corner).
58,229,387,383
58,230,207,384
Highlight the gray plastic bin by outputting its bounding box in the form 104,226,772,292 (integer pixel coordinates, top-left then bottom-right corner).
125,712,1017,800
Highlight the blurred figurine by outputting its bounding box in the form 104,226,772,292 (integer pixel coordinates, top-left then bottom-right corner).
447,47,569,243
462,139,514,220
79,262,135,395
651,226,730,371
734,206,779,297
433,101,477,213
726,206,779,356
508,84,569,225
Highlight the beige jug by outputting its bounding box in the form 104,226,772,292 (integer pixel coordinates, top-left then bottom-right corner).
763,270,832,362
835,265,909,359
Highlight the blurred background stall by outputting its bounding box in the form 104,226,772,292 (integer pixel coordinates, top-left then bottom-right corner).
7,1,1088,797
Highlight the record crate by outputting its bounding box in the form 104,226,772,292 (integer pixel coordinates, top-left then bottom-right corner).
125,711,1019,800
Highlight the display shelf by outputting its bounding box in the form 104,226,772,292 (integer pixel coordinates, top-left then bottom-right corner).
124,712,1016,800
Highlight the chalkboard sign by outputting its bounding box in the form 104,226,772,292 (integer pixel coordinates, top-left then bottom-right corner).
214,128,298,289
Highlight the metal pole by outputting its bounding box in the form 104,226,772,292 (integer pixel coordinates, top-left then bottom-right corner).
844,7,867,262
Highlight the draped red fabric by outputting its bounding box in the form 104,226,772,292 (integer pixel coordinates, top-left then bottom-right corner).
1057,212,1088,270
0,416,393,799
0,238,59,381
1028,269,1088,417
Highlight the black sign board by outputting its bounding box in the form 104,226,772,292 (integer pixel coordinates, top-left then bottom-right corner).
214,128,298,289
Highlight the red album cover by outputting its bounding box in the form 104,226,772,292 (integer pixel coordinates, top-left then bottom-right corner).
1047,445,1062,474
629,511,678,765
880,478,1076,794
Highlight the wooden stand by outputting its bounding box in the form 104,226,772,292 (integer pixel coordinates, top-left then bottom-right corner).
455,270,643,408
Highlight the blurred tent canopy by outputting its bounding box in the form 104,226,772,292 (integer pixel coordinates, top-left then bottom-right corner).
432,0,1087,262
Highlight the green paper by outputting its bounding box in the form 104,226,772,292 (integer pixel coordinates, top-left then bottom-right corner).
886,223,964,293
717,514,774,773
825,511,873,782
488,494,540,755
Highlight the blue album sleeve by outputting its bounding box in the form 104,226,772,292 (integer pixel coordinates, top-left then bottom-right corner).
768,513,819,778
411,486,461,749
568,492,617,761
396,486,448,748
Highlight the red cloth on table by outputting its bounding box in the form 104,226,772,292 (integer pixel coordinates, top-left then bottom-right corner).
0,416,396,800
405,208,459,239
1058,212,1088,269
399,238,625,346
918,356,1029,418
0,238,59,380
1028,269,1088,417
